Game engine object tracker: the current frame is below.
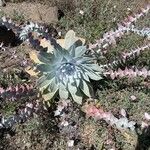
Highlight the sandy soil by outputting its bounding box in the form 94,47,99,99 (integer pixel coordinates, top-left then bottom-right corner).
0,2,58,23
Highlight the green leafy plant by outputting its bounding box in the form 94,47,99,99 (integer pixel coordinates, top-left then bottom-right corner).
36,30,103,104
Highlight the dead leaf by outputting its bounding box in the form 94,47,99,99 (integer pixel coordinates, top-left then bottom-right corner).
120,130,137,146
29,51,42,64
39,30,86,52
40,38,54,53
25,66,39,77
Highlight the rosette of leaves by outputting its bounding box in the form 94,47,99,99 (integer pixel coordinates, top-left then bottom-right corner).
36,30,103,104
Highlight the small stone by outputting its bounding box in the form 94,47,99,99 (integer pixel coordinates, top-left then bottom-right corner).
79,10,84,15
130,95,136,101
144,112,150,120
67,140,74,147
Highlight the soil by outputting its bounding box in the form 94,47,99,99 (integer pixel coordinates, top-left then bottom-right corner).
0,2,58,23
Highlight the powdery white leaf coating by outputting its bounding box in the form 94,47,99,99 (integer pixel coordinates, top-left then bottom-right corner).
67,140,74,147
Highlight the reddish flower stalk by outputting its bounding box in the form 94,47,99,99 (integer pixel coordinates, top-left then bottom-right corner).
82,103,135,131
0,101,39,129
121,44,150,60
89,4,150,53
104,67,150,79
0,83,35,100
102,44,150,69
0,16,21,32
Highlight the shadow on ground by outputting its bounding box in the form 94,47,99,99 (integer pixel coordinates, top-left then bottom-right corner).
136,125,150,150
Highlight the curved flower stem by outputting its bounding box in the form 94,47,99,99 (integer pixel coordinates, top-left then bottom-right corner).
89,4,150,54
0,101,40,129
0,83,35,100
102,44,150,69
104,67,150,79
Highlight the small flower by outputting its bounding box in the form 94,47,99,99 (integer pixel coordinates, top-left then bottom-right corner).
130,95,137,101
79,10,84,15
61,120,69,127
113,5,117,9
144,112,150,120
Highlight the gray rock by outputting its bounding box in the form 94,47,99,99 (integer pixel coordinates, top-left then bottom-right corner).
1,2,58,23
0,0,6,7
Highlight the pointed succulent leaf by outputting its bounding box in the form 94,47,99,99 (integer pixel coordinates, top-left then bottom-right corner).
42,90,58,101
64,30,76,50
38,78,54,91
48,78,58,92
79,67,90,82
68,82,77,95
59,83,69,99
37,73,55,90
85,64,103,72
71,90,83,105
38,51,53,63
76,57,94,64
68,44,76,57
86,71,102,80
75,78,80,87
80,80,91,97
75,46,87,57
71,93,82,104
36,64,53,72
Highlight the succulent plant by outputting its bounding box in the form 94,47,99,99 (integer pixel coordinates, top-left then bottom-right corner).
36,30,103,104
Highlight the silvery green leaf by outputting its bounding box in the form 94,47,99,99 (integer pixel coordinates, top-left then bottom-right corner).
75,46,86,57
86,71,102,80
68,82,82,104
42,90,58,101
68,82,77,96
79,67,90,82
85,64,103,72
53,45,63,57
37,75,47,86
82,72,90,82
68,44,76,57
37,74,55,90
38,78,54,91
76,57,94,64
59,83,69,99
38,51,53,63
80,64,94,72
68,76,76,85
71,93,82,104
61,77,69,86
64,30,76,50
80,80,91,97
36,64,53,72
75,78,80,87
48,78,58,92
